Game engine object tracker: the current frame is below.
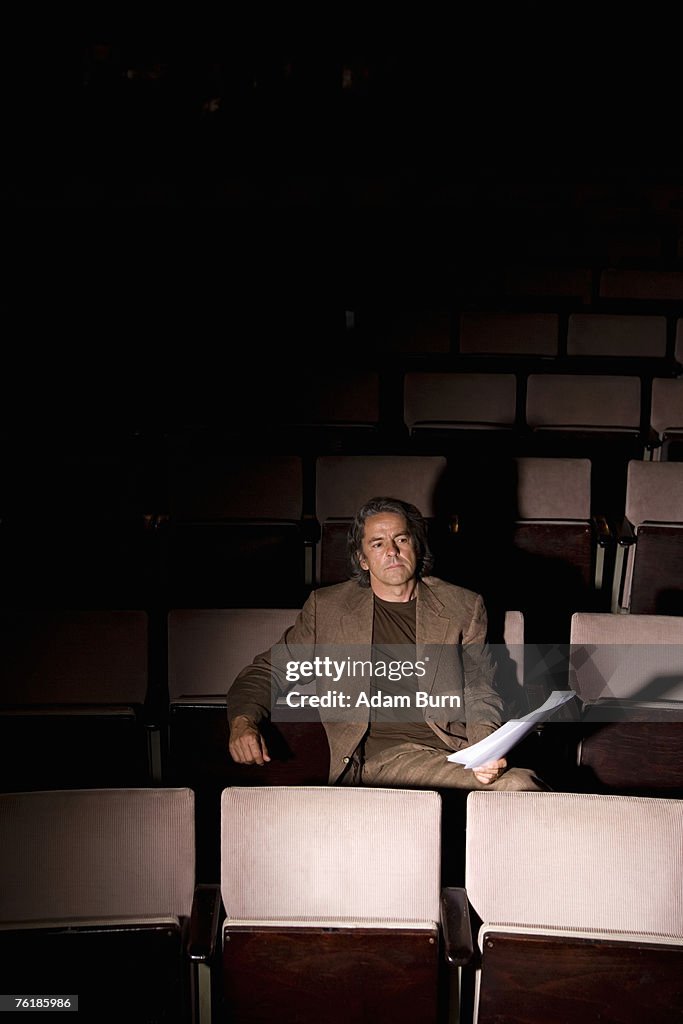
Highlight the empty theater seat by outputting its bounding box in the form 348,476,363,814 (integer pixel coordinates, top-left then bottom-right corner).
650,377,683,461
214,786,459,1024
509,457,611,637
612,459,683,614
0,608,158,792
454,790,683,1024
445,457,611,658
524,373,645,517
157,450,309,608
0,787,209,1024
402,371,519,457
566,312,667,361
568,611,683,796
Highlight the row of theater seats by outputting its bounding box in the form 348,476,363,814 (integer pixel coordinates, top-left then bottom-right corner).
2,605,682,882
2,785,681,1024
4,449,680,632
402,370,682,457
255,368,683,530
6,452,683,634
353,309,683,360
219,366,683,467
308,454,683,622
5,365,681,469
2,361,680,598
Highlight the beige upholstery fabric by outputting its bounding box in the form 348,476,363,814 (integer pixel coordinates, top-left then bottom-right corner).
526,374,641,428
503,610,525,692
503,610,524,647
514,457,591,520
316,455,447,521
168,608,298,700
0,788,195,924
569,612,683,702
571,612,683,646
617,460,683,608
650,378,683,436
567,314,666,358
466,791,683,938
625,460,683,526
221,786,441,925
403,372,517,430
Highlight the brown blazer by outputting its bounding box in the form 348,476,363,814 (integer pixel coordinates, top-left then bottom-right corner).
227,576,503,783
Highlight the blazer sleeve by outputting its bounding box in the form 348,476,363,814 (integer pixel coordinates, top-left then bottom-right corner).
226,592,317,726
461,593,504,746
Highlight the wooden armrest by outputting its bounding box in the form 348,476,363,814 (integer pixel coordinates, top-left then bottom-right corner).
643,426,663,453
187,883,222,963
614,517,636,546
440,887,474,966
302,514,321,544
591,514,613,547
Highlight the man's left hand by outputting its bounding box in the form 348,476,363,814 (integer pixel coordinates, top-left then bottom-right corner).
473,758,508,785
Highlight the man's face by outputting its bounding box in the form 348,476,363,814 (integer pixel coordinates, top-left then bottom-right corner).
359,512,418,589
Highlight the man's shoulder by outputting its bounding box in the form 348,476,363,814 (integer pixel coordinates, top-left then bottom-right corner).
309,580,362,607
421,576,483,612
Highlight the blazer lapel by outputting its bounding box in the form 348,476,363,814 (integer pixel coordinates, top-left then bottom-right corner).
416,580,450,694
337,586,374,646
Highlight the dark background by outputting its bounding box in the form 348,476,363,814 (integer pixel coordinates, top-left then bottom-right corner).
4,29,681,433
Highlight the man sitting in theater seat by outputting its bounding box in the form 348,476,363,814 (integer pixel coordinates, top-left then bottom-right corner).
228,496,546,791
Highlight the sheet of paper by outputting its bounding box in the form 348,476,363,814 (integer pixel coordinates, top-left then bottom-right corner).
446,690,577,769
516,689,578,724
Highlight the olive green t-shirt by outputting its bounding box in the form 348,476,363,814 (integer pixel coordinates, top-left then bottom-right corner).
363,593,451,757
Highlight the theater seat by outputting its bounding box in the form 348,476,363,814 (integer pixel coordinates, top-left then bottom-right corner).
214,786,461,1024
650,377,683,462
568,611,683,796
0,787,212,1024
403,371,519,459
524,373,645,518
507,457,611,646
444,457,611,660
157,450,309,608
0,609,157,793
454,790,683,1024
612,460,683,614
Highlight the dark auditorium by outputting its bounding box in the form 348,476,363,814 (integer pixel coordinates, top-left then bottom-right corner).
1,35,682,1024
